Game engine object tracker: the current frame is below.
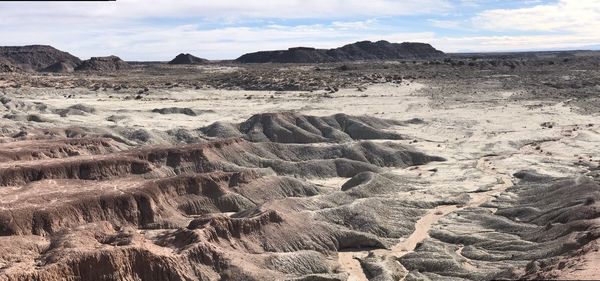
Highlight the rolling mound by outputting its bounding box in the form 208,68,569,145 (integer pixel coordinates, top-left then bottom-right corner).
168,53,209,65
75,55,130,71
200,112,407,143
236,40,444,63
0,45,81,71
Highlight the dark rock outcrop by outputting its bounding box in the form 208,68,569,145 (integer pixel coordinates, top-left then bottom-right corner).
236,40,444,63
0,45,81,71
0,58,20,73
75,56,130,71
152,107,197,116
169,53,209,65
41,61,76,73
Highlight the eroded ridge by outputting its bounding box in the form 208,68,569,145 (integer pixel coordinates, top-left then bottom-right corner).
0,114,453,281
200,112,408,143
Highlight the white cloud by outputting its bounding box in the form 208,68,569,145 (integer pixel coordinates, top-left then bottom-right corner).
0,0,599,60
428,19,462,29
473,0,600,33
0,0,452,22
331,20,376,30
424,0,600,51
433,33,600,52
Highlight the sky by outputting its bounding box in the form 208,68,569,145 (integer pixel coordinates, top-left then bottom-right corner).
0,0,599,60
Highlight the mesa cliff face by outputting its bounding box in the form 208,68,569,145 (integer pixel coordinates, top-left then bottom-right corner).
236,41,444,63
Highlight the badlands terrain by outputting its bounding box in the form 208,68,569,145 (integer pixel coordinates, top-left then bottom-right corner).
0,43,600,280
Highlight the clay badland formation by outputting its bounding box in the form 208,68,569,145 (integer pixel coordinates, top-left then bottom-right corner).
0,41,600,281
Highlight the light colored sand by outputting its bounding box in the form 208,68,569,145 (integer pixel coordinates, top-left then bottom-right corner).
559,252,600,280
389,205,458,255
308,177,350,190
337,251,369,281
554,241,600,280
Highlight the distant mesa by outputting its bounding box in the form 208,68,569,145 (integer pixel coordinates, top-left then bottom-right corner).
168,53,209,65
41,61,77,73
75,55,130,71
236,40,445,63
0,45,81,71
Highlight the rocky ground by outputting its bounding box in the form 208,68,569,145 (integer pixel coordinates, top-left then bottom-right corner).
0,54,599,280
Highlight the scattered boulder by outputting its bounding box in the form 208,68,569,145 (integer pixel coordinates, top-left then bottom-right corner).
106,115,128,123
53,104,97,117
151,107,197,116
540,121,556,129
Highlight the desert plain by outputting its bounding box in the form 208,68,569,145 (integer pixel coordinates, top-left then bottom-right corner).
0,44,599,280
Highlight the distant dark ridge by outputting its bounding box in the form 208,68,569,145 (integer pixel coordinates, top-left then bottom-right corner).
0,45,81,71
75,56,130,72
236,40,444,63
168,53,209,65
449,49,600,60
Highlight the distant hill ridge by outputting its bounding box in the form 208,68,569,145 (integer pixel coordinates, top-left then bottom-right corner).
0,45,81,71
236,40,444,63
168,53,209,64
75,56,130,71
0,41,445,70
